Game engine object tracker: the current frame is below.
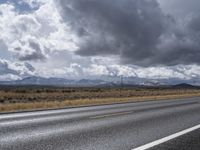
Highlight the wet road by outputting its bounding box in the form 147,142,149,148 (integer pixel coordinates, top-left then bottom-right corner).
1,97,200,150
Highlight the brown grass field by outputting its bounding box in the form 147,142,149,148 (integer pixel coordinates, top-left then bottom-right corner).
0,86,200,112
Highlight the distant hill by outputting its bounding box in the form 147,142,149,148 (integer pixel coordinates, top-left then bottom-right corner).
172,83,199,89
78,79,106,85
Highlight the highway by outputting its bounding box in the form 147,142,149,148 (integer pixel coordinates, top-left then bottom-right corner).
0,97,200,150
149,128,200,150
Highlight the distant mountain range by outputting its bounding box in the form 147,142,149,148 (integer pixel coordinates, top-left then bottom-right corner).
0,76,107,87
0,76,199,88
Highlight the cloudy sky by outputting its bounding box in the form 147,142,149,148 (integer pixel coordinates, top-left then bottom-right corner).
0,0,200,81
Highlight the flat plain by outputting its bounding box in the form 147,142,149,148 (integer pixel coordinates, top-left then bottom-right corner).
0,85,200,112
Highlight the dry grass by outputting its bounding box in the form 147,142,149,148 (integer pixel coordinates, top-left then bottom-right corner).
1,91,200,112
1,87,200,103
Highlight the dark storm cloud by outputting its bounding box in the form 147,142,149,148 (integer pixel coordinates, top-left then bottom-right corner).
57,0,200,66
154,13,200,66
188,15,200,32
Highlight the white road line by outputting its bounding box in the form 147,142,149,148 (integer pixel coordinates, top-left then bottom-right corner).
132,124,200,150
89,111,133,119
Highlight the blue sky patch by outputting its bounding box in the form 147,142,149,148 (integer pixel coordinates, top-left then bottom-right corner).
0,0,39,13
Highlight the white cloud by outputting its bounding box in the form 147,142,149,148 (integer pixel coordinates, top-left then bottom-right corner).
0,74,21,81
0,1,77,62
33,60,200,81
0,59,35,80
83,64,110,76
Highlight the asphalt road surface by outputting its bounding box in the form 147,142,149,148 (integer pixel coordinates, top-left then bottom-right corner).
0,97,200,150
149,129,200,150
